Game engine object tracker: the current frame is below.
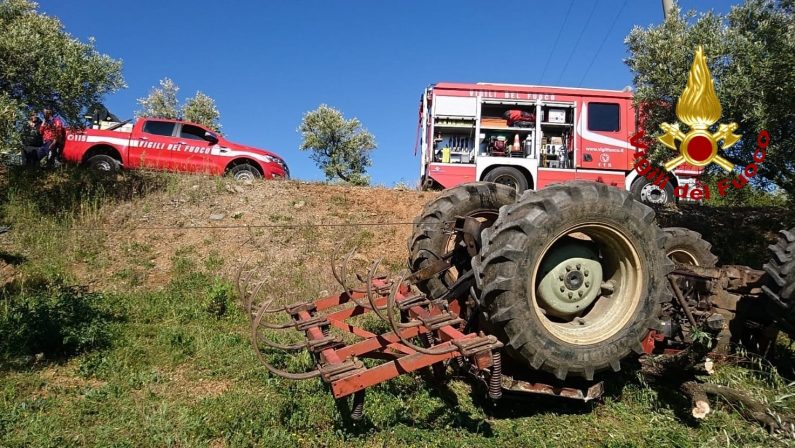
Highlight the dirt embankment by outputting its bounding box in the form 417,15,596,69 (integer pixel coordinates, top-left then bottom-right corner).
75,178,440,292
6,171,792,292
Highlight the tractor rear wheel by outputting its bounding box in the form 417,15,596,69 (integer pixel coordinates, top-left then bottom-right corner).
662,227,718,267
474,181,671,380
408,182,517,299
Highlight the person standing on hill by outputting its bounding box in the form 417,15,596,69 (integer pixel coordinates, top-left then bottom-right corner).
39,108,66,167
21,112,43,167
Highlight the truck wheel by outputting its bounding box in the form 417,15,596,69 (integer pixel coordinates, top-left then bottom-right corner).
630,177,674,205
474,181,671,380
87,154,119,174
230,163,262,182
408,182,517,299
762,228,795,337
483,167,529,193
662,227,718,266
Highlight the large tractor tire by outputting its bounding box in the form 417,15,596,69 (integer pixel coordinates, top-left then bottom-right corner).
662,227,718,267
408,182,517,299
473,181,672,380
762,228,795,337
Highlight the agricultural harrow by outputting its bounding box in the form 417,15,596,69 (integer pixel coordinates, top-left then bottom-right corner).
241,181,795,427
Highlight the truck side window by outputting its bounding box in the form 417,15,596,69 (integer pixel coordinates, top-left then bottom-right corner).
143,121,176,136
180,124,207,141
587,103,620,132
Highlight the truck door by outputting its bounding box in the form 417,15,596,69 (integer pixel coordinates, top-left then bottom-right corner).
128,120,176,170
577,101,629,172
172,123,213,173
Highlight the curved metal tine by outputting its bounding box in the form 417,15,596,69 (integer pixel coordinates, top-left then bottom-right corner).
339,247,358,293
249,297,295,331
364,258,390,321
385,272,456,356
251,300,320,380
335,246,373,309
237,256,256,313
330,246,354,291
247,281,284,316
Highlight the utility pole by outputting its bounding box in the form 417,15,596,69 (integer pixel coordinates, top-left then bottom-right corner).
662,0,674,19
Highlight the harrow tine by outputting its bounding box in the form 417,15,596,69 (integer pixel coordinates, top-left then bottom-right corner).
331,246,357,292
237,256,259,314
256,332,310,352
385,272,457,356
365,258,390,321
251,295,321,380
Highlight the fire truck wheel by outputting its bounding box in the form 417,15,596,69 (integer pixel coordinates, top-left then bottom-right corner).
87,154,119,174
630,177,674,205
483,167,529,193
662,227,718,267
762,227,795,338
474,181,671,380
408,182,517,299
229,163,262,182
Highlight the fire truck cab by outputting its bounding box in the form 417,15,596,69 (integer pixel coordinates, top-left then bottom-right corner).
417,82,697,204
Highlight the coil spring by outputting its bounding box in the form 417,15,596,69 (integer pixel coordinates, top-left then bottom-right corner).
488,351,503,400
351,390,365,421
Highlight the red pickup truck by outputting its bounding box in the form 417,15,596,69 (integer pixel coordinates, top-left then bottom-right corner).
63,118,288,181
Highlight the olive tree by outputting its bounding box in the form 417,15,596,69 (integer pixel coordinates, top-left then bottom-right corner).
137,79,221,131
182,91,221,132
298,104,376,185
0,0,125,148
135,78,179,120
625,0,795,197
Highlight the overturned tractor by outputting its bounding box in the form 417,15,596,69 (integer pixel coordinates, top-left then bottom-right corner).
243,181,791,427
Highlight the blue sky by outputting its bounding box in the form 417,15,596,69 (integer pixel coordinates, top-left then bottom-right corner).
39,0,735,186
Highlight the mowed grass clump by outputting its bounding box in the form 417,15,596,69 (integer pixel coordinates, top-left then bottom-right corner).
0,168,791,446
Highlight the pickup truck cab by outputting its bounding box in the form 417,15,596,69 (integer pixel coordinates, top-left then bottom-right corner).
63,118,288,181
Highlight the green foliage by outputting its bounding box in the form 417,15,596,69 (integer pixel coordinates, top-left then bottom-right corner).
625,0,795,198
135,77,179,119
0,0,125,148
182,91,221,132
0,280,116,359
136,78,222,131
298,104,376,185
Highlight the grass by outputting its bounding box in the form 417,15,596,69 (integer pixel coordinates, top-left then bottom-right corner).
0,167,793,447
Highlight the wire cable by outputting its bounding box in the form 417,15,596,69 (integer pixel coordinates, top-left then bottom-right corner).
577,0,629,87
539,0,575,84
556,0,600,85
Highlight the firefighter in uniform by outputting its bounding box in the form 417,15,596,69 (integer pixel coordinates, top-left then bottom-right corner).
21,112,43,167
39,108,65,167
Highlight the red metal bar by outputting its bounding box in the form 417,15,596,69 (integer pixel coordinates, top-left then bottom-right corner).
331,320,420,359
296,309,343,365
330,339,470,398
335,326,422,359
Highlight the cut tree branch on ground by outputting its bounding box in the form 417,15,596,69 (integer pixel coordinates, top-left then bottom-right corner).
640,326,795,437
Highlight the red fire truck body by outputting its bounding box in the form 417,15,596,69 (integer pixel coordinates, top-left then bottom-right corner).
417,82,698,203
63,118,288,181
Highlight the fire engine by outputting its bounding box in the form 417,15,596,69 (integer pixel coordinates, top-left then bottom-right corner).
416,82,700,204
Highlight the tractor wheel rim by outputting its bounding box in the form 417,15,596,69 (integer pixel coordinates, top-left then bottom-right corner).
667,249,699,266
96,161,111,171
443,210,499,285
640,184,667,204
530,223,644,345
